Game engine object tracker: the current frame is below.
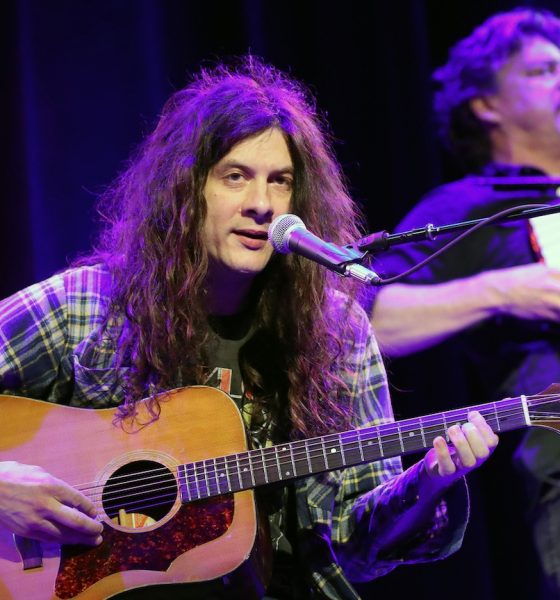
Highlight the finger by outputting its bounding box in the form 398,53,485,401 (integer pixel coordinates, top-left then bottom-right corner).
433,436,457,477
447,424,476,469
25,519,72,544
467,411,499,448
460,422,490,461
53,483,99,520
51,503,104,537
30,520,103,546
52,522,104,546
22,515,102,546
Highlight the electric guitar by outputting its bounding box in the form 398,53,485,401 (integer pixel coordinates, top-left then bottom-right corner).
0,384,559,599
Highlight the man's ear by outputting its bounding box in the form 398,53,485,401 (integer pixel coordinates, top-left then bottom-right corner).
469,96,502,125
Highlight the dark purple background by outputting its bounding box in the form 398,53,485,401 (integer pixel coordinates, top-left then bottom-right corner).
5,0,556,299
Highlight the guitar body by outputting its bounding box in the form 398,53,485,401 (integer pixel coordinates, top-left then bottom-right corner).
0,387,270,599
1,382,559,598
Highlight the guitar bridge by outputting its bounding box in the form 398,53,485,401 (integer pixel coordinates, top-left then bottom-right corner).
13,534,43,570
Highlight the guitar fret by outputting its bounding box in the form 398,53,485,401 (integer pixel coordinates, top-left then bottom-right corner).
214,461,222,493
189,461,197,499
209,459,218,495
248,452,256,487
382,424,398,457
186,463,194,500
423,423,440,447
357,429,365,462
455,411,465,430
219,459,226,493
291,441,310,476
188,462,197,500
237,451,254,488
419,417,427,449
260,447,269,484
213,460,221,493
346,431,365,465
194,461,202,499
232,454,242,490
358,427,380,462
338,434,347,467
225,456,232,491
275,445,291,478
288,444,297,478
396,422,405,453
321,437,329,469
323,436,343,470
304,440,313,473
202,460,212,496
274,448,282,480
406,420,421,453
204,458,216,496
493,402,501,431
178,464,190,502
202,460,211,497
212,458,220,494
214,457,229,494
442,412,448,442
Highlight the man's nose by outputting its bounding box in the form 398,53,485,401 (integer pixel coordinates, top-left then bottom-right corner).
242,180,273,222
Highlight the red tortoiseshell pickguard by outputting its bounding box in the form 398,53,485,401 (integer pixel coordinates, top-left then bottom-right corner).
54,495,234,599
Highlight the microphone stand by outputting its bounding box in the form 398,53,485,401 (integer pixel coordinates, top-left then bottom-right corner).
352,201,560,254
339,179,560,285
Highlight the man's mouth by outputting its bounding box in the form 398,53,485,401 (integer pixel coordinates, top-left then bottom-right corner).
234,229,268,240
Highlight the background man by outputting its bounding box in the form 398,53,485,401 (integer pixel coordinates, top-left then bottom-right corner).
370,8,560,599
0,58,497,599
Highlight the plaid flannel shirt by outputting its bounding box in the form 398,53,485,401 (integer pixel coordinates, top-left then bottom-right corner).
0,265,468,599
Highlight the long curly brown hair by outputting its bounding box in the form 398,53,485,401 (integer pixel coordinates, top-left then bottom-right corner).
87,57,364,440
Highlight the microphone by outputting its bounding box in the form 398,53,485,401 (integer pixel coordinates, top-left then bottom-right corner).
268,214,381,285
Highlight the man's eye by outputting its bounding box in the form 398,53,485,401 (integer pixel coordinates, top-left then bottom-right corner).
274,176,293,188
526,62,558,76
225,172,244,182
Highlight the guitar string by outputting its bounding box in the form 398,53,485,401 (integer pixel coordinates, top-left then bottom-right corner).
84,406,537,515
86,418,559,512
75,393,560,500
78,393,560,508
72,393,560,510
83,391,559,496
79,404,521,499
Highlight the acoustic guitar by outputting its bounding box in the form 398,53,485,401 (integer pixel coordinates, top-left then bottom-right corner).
0,384,558,599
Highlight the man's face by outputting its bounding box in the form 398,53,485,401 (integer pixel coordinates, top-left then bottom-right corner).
489,36,560,141
202,127,293,285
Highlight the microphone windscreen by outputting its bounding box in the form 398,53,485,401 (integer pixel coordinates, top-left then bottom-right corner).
268,214,305,254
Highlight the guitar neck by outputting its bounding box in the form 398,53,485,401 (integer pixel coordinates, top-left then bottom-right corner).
178,395,529,503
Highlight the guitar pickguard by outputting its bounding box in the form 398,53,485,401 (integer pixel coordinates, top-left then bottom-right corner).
55,495,234,599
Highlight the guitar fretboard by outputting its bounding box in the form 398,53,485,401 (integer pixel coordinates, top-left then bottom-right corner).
177,396,528,502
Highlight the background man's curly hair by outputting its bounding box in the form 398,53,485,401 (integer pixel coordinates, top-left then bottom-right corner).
85,56,364,440
433,8,560,171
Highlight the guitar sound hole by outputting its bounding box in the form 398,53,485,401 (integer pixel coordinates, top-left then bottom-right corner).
102,460,177,529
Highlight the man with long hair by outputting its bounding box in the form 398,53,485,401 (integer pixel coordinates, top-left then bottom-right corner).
0,58,497,599
370,8,560,599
